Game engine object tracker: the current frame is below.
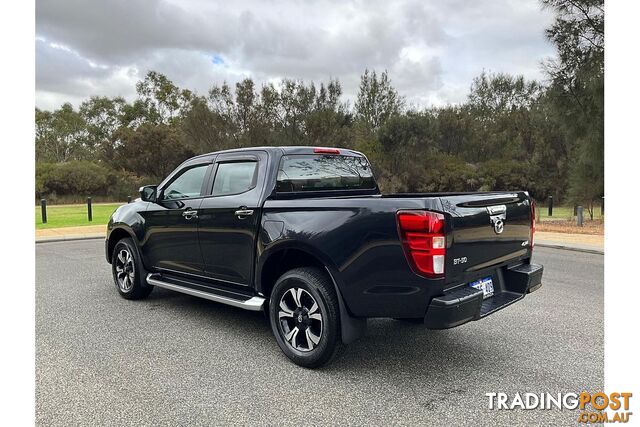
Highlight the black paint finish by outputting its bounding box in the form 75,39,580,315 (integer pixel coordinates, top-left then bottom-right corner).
107,146,540,323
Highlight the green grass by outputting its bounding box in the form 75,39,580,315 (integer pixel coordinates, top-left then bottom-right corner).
35,203,123,229
35,202,602,229
538,205,603,220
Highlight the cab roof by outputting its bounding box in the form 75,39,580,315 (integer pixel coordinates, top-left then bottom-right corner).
189,146,364,161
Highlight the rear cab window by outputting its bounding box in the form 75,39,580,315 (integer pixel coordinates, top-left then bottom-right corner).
276,153,376,193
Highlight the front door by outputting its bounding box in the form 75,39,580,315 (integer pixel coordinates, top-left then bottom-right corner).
197,152,266,287
141,162,212,275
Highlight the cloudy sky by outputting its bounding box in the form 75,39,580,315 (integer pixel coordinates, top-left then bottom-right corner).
36,0,556,111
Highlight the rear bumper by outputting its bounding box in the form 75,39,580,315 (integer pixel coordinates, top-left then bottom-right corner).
424,263,543,329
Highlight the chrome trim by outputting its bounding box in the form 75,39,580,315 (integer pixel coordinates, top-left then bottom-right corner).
488,204,507,234
182,209,198,220
146,274,265,311
487,204,507,215
235,208,254,219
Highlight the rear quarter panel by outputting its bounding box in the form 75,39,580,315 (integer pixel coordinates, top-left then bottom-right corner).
259,197,446,318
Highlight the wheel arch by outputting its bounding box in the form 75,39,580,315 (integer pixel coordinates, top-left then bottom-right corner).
258,243,367,344
257,242,337,296
106,226,137,264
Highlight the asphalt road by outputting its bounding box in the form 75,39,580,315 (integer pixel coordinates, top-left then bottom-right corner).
36,241,603,426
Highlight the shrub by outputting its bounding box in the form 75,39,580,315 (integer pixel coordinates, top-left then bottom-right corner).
35,161,145,202
417,154,479,192
477,159,529,191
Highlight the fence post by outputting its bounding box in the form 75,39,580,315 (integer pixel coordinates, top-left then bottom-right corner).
548,196,553,217
576,206,584,227
87,197,92,222
573,205,578,216
127,196,132,204
40,199,47,224
601,197,604,216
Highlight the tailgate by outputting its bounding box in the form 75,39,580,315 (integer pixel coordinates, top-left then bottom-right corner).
439,192,532,283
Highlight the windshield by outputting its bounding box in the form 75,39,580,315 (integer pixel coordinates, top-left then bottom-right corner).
276,154,376,193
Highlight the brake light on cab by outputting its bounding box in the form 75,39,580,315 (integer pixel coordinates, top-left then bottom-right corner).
396,210,446,278
313,147,341,154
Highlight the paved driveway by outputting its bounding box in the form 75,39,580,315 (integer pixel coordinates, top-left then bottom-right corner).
36,241,603,426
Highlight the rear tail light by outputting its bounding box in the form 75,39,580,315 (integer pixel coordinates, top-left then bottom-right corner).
530,199,536,249
397,210,446,278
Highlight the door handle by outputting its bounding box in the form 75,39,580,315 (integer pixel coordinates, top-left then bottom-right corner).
182,209,198,220
235,207,254,219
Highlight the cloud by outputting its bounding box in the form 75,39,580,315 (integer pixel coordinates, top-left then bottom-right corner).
36,0,236,63
35,0,556,110
36,38,137,109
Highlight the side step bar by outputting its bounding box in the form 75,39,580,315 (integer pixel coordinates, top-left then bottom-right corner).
146,274,265,311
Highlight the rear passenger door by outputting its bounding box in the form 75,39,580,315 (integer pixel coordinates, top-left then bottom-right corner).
197,151,267,287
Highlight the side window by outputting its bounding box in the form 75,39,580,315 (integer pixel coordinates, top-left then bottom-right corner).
163,164,209,200
212,161,258,196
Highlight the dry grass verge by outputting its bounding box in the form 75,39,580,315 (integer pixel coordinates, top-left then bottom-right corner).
537,219,603,235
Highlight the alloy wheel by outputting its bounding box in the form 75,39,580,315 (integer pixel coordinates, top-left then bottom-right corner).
278,287,323,352
115,248,135,293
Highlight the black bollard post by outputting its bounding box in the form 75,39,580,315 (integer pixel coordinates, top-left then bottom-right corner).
127,196,132,204
548,196,553,217
601,197,604,216
87,197,93,222
41,199,47,224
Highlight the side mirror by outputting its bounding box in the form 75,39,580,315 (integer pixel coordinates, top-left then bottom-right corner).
139,185,158,203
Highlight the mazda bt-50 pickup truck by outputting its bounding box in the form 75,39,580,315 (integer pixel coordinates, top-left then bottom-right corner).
106,146,543,367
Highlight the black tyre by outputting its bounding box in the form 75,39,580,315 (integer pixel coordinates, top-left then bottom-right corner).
111,238,153,300
269,267,341,368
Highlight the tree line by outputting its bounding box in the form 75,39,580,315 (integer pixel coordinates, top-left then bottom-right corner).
35,0,603,212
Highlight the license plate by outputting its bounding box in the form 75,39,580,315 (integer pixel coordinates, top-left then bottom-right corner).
469,277,494,299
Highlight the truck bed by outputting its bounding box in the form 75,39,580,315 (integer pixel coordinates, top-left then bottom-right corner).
260,190,534,318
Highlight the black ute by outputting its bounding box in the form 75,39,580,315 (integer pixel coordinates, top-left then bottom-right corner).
106,146,543,367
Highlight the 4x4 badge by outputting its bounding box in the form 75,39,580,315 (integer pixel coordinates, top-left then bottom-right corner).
487,205,507,234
